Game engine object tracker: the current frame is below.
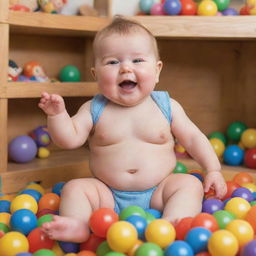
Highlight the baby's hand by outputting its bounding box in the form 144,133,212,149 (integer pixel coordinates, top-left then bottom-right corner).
204,171,227,199
38,92,66,116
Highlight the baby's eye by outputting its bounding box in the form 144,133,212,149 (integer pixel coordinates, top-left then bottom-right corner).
107,60,119,65
133,59,144,63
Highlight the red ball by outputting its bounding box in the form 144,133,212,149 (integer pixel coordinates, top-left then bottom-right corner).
180,0,197,15
244,148,256,169
222,181,240,201
89,208,119,238
191,213,219,232
80,233,105,252
27,227,54,253
175,216,193,240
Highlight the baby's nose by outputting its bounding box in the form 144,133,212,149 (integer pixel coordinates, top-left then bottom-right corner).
120,62,132,73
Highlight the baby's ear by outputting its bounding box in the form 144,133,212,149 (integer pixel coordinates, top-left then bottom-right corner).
91,67,96,80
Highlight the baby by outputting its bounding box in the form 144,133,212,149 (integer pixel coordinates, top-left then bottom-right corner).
39,17,227,242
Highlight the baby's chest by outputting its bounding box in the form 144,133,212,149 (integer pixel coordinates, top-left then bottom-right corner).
92,106,171,145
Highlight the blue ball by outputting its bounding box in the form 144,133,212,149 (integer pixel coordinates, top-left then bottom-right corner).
126,215,148,240
223,145,244,166
16,253,33,256
185,227,212,254
231,187,254,202
164,0,182,15
222,8,238,15
145,208,162,219
0,200,11,213
139,0,155,14
52,182,65,196
165,240,193,256
59,241,79,253
190,173,204,183
10,209,37,235
202,198,224,214
19,189,42,202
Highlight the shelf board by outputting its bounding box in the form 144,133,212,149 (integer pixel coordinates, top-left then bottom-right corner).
7,11,109,36
0,81,99,98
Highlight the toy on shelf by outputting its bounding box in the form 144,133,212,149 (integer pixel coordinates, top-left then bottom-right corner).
59,65,81,82
38,0,66,14
22,61,50,82
9,0,39,12
240,0,256,15
8,60,22,82
60,0,96,15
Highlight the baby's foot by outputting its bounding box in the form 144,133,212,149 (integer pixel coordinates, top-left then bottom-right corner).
41,215,90,243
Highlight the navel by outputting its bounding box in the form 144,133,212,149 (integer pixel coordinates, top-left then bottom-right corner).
127,169,138,174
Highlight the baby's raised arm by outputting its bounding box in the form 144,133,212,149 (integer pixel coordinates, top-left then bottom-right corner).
39,92,93,149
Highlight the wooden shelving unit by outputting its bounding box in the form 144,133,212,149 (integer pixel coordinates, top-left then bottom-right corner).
0,0,255,193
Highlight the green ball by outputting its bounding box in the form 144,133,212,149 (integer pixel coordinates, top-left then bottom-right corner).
250,200,256,206
96,241,112,256
173,162,188,174
213,210,235,229
59,65,81,82
33,249,56,256
0,222,10,234
226,121,247,142
37,214,53,227
213,0,230,11
135,242,163,256
208,131,227,145
120,205,146,220
105,252,126,256
145,212,156,224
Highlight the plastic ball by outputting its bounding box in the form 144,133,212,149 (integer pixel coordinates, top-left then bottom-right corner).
16,253,32,256
29,125,50,147
222,7,238,15
52,181,65,196
213,210,235,229
59,241,79,253
0,222,10,238
145,208,162,219
59,65,81,82
10,194,38,214
241,129,256,148
244,148,256,169
36,208,57,218
226,219,254,247
105,252,125,256
37,147,50,158
126,215,148,240
209,138,225,158
185,227,211,254
231,187,254,202
19,189,42,202
144,211,156,224
8,135,37,163
139,0,155,13
89,208,119,238
127,239,143,256
107,221,138,253
37,214,53,227
135,242,163,256
191,213,219,232
165,240,193,256
245,205,256,232
26,183,45,195
224,197,251,219
0,231,29,256
208,230,239,256
175,216,193,240
150,2,165,15
0,199,11,213
38,192,60,212
180,0,197,15
10,209,37,235
202,198,224,214
0,212,11,226
208,131,227,145
213,0,230,11
145,219,175,248
164,0,182,15
119,206,146,220
241,239,256,256
197,0,218,16
173,162,188,174
80,233,105,252
226,121,247,142
233,172,253,186
33,249,56,256
223,145,244,166
77,251,97,256
96,241,112,256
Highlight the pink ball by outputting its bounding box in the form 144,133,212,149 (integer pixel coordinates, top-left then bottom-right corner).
150,3,166,15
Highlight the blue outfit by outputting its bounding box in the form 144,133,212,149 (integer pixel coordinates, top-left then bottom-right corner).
90,91,172,214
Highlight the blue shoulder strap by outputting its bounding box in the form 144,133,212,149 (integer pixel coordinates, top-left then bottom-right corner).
151,91,172,123
90,94,109,125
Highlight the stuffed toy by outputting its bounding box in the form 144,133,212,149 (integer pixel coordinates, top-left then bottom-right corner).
9,0,38,12
38,0,67,13
60,0,95,15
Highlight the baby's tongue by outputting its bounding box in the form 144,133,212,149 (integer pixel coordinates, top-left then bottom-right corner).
119,81,136,89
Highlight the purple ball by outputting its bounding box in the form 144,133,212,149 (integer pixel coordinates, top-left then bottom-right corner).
222,8,238,15
58,241,79,253
231,187,254,202
202,198,224,214
241,240,256,256
164,0,182,15
8,135,37,163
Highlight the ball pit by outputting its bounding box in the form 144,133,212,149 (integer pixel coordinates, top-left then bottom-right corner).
2,172,256,255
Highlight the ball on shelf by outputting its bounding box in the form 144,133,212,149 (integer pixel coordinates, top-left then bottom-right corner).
244,148,256,169
8,135,37,163
226,121,247,142
59,65,81,82
29,125,50,147
241,129,256,148
209,138,225,158
223,145,244,166
197,0,218,16
164,0,182,15
213,0,230,11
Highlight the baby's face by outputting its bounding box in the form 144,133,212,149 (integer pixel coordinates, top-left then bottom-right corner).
92,31,162,107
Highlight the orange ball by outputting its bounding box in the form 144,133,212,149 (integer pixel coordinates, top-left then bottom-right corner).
245,205,256,233
233,172,254,186
77,251,96,256
222,181,240,201
38,193,60,212
191,213,219,232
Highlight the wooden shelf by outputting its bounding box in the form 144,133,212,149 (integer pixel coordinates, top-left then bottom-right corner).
178,157,256,180
0,82,99,98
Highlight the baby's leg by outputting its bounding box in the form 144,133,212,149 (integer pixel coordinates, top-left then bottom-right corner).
151,173,204,224
41,178,114,242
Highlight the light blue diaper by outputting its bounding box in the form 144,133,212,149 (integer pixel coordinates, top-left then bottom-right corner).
110,187,157,215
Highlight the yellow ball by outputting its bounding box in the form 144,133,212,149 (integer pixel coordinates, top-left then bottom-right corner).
0,212,11,226
52,241,65,256
210,138,225,158
224,197,251,219
37,147,50,158
241,183,256,193
197,0,218,16
225,219,254,247
208,230,239,256
107,221,138,253
10,194,38,214
241,128,256,148
0,232,29,256
26,183,45,195
127,239,143,256
145,219,176,248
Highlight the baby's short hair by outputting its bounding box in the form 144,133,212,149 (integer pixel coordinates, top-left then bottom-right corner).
93,16,160,60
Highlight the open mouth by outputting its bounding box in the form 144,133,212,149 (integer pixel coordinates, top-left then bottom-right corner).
119,80,137,90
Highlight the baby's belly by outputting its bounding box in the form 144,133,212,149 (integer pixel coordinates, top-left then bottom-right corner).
89,142,176,191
